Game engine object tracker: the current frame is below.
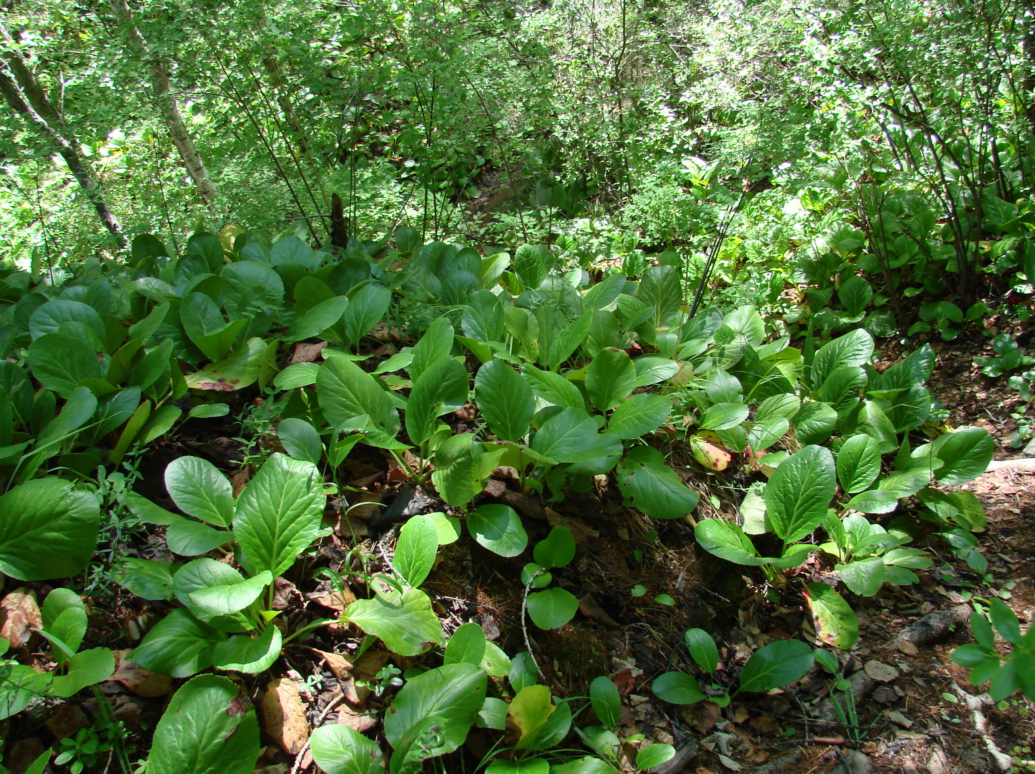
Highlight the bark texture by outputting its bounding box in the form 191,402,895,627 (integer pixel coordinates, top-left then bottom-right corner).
0,64,127,248
108,0,218,207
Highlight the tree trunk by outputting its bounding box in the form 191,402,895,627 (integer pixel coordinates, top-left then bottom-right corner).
108,0,218,207
254,6,308,154
0,65,127,249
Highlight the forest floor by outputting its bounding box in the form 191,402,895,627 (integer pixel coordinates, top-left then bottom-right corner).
3,328,1034,774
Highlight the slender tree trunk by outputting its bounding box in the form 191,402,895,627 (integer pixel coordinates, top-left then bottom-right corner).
254,4,308,154
0,65,127,249
108,0,218,207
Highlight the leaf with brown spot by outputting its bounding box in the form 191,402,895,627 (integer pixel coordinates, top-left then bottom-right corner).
260,678,309,755
0,588,41,649
689,436,732,471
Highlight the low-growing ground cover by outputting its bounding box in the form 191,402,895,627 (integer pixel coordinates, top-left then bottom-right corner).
0,231,1030,774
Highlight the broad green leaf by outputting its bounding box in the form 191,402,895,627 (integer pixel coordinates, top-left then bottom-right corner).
765,445,835,543
273,363,320,390
406,357,469,445
756,393,800,422
343,283,391,350
167,518,232,556
634,356,680,387
30,299,106,344
811,329,874,391
383,664,487,755
526,587,579,629
0,665,51,720
700,402,749,431
317,356,398,435
931,427,994,485
468,504,528,557
837,435,882,494
409,317,455,380
50,647,115,697
188,571,273,618
165,456,235,528
173,559,251,626
694,519,767,566
607,393,672,439
533,526,576,569
146,674,260,774
289,296,349,343
508,685,555,748
989,598,1021,644
792,401,837,445
130,609,227,678
531,407,615,464
462,290,505,342
113,558,177,601
637,265,683,328
543,311,593,371
616,447,699,520
652,672,706,704
486,760,549,774
475,360,535,442
277,418,323,465
846,490,899,515
590,676,621,727
444,622,487,667
637,744,676,771
586,348,636,411
0,478,100,581
722,305,766,347
394,514,438,588
310,725,384,774
804,583,859,649
42,588,88,656
211,625,283,673
35,385,97,448
27,333,103,397
344,587,444,656
818,366,867,414
521,363,584,409
234,453,324,578
685,629,719,673
738,640,814,692
838,557,886,597
185,337,266,391
838,276,873,317
431,433,478,507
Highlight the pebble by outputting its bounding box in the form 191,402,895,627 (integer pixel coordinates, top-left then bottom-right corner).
864,660,900,682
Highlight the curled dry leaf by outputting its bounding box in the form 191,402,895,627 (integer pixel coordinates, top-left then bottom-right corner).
260,678,310,756
0,588,42,649
337,703,377,733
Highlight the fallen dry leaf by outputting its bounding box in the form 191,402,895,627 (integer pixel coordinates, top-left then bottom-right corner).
109,651,173,697
289,341,327,364
312,648,353,678
260,678,310,755
337,704,378,733
0,588,41,649
46,704,90,739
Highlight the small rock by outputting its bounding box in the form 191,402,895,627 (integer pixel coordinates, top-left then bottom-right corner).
864,660,900,683
885,710,913,729
832,749,872,774
872,685,898,704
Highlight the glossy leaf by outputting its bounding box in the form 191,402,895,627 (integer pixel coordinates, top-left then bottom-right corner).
616,446,699,519
234,454,324,578
474,360,535,442
146,674,260,774
394,514,438,588
165,456,234,528
738,640,814,692
764,445,835,543
804,583,859,649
